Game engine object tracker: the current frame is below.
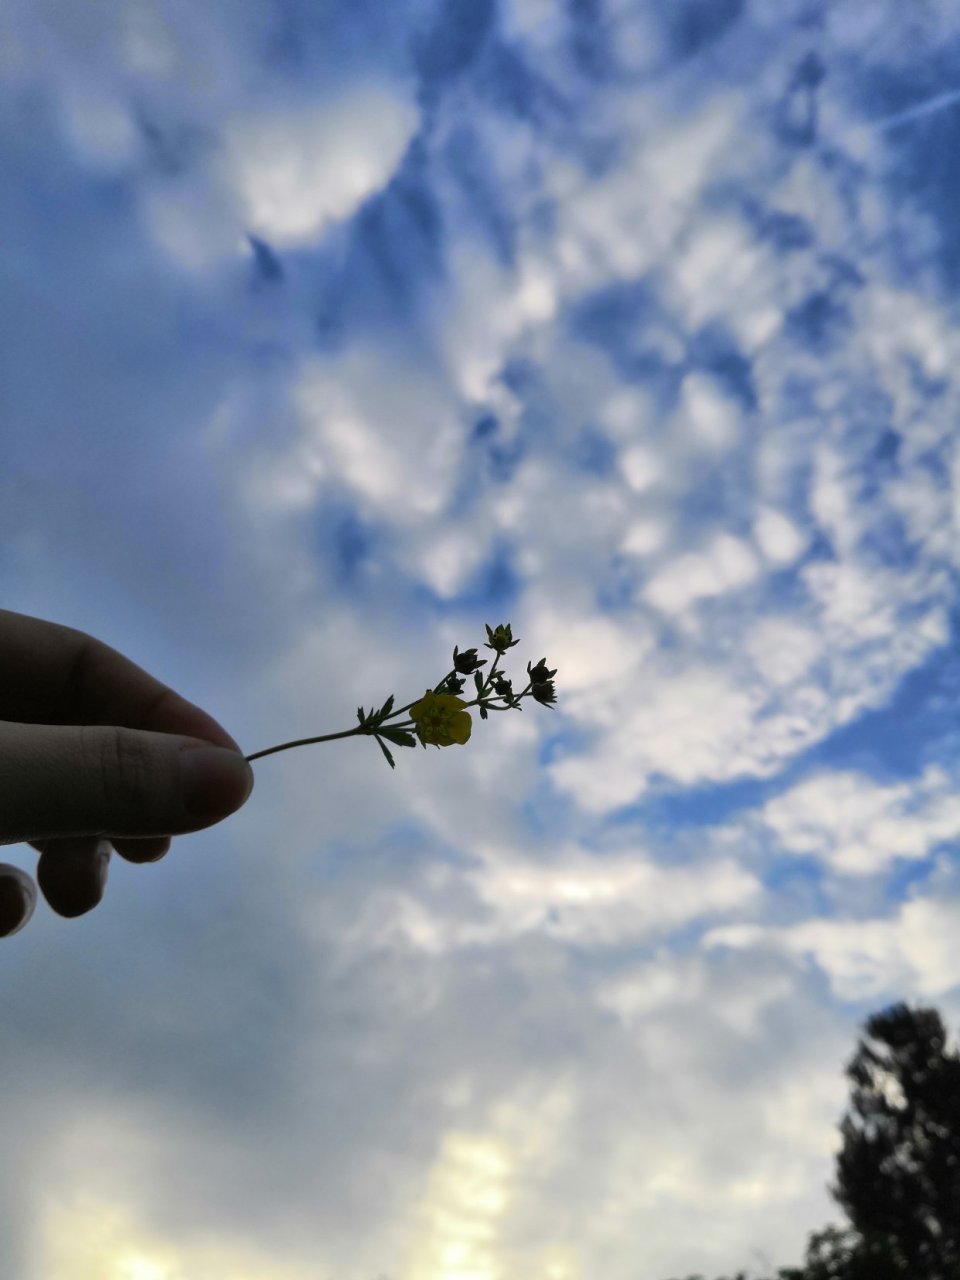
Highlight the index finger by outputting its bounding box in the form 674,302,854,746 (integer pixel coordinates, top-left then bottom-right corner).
0,609,241,749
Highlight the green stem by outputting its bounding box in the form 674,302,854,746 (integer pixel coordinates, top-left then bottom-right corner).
245,726,368,762
244,673,533,764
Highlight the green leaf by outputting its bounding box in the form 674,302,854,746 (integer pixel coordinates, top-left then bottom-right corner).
377,694,395,721
479,704,488,720
357,705,366,726
474,671,484,695
374,736,396,769
379,726,417,748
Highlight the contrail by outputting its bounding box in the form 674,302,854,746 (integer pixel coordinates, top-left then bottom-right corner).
869,85,960,132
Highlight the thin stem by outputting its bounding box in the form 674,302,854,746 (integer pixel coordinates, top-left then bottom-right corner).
244,668,533,764
245,727,366,762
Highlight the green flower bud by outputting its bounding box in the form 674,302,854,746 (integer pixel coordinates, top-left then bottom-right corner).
484,622,520,654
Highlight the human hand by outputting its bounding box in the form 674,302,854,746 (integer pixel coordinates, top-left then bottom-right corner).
0,609,254,936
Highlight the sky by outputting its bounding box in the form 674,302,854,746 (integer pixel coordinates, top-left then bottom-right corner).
3,1,960,1277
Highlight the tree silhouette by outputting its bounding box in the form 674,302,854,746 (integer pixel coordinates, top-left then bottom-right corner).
776,1224,908,1279
831,1002,960,1277
661,1273,748,1280
668,1003,960,1280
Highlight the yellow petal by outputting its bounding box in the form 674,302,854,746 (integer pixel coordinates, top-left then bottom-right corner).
450,712,472,744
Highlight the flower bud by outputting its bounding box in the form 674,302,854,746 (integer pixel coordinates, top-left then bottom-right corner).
531,680,557,707
527,658,557,684
453,646,486,675
484,622,520,654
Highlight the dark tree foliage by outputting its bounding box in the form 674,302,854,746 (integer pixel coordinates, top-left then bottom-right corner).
777,1225,909,1280
831,1003,960,1278
662,1274,749,1280
664,1004,960,1280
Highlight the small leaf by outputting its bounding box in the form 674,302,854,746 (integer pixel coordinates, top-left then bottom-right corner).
379,727,417,748
474,671,484,695
357,705,366,726
479,705,488,720
378,694,395,721
374,736,396,769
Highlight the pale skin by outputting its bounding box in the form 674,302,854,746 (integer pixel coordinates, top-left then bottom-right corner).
0,609,254,936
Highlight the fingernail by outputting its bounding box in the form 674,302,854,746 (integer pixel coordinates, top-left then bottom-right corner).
95,838,111,889
179,746,254,822
0,866,36,938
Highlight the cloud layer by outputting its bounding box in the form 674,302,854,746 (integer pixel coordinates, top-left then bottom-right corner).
4,2,960,1277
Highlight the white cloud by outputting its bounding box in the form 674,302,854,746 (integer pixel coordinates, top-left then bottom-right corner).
293,348,463,518
419,528,491,599
466,844,760,948
860,284,951,385
761,766,960,876
677,372,742,450
550,662,766,811
226,84,419,248
619,517,666,557
810,443,860,558
597,949,797,1038
644,534,760,614
524,609,651,694
618,444,661,492
803,560,942,647
326,838,760,956
544,94,747,298
891,469,954,561
754,506,806,565
670,213,771,336
707,891,960,1003
746,617,821,686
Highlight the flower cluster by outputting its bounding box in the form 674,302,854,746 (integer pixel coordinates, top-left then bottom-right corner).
245,622,557,770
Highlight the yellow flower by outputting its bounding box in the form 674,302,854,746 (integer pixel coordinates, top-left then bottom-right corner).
409,689,473,747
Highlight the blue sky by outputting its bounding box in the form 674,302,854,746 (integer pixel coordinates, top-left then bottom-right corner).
4,1,960,1276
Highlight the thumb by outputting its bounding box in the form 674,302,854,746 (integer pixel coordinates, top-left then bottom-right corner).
0,721,254,844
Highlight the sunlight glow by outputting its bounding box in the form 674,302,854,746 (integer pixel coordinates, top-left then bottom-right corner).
34,1195,315,1280
404,1133,513,1280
